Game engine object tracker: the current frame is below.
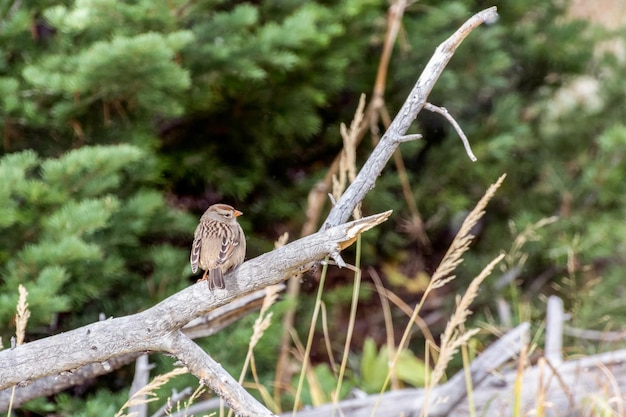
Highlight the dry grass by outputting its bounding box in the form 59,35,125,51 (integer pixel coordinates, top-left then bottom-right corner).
114,367,188,417
429,253,505,388
291,260,330,415
7,285,31,417
333,92,366,220
364,174,507,417
15,285,30,346
227,283,281,416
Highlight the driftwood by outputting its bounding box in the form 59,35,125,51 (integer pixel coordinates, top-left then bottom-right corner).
0,286,278,409
450,295,626,417
284,316,626,417
449,347,626,417
284,323,530,417
1,6,499,417
0,214,390,416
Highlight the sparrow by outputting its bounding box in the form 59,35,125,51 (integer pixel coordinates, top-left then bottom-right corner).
190,204,246,290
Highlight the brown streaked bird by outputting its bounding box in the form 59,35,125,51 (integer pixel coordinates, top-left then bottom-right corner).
190,204,246,290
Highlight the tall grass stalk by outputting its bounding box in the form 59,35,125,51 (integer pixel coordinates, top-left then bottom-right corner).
226,285,281,417
7,285,31,417
461,341,476,417
369,269,402,389
332,235,363,415
291,259,330,416
369,175,506,417
114,367,187,417
513,342,527,417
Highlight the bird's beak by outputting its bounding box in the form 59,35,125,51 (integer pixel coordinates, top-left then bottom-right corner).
234,210,243,217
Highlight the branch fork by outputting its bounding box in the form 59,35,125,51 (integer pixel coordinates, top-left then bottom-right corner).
0,6,499,417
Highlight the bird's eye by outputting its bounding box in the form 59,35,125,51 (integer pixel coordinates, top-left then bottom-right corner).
223,212,232,218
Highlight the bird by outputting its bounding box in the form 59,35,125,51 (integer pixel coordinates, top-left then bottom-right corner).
190,204,246,290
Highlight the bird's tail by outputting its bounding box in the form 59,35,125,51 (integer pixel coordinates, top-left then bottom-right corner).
208,268,225,290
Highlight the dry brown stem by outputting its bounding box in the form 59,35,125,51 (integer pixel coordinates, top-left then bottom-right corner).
1,6,499,416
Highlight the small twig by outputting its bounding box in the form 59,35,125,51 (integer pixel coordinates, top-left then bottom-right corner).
545,296,564,365
563,326,626,342
128,354,155,417
396,133,423,143
324,6,498,228
424,102,477,161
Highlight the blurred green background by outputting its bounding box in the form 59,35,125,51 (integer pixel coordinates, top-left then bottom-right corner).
2,0,626,414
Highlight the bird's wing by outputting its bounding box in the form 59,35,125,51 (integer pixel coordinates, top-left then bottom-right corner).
190,223,203,273
215,225,241,267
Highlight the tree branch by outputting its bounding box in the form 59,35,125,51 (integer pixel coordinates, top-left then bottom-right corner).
166,332,275,417
424,102,476,161
323,6,497,229
0,6,499,415
0,212,391,415
0,286,278,410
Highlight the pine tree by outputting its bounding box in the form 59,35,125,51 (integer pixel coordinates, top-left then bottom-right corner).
2,0,626,413
0,145,194,340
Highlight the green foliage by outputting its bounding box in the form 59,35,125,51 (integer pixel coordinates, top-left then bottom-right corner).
360,337,427,393
47,389,126,417
288,363,352,407
0,145,193,341
23,31,193,117
2,0,626,413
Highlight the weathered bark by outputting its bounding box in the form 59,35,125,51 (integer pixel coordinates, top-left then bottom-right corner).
0,213,390,416
0,6,500,416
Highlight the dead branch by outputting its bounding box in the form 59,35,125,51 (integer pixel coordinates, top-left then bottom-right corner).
0,286,281,410
273,3,495,400
0,6,499,416
283,323,529,417
0,212,390,416
424,102,477,161
323,6,497,229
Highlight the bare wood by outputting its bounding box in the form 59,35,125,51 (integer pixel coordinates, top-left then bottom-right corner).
449,348,626,417
0,286,280,410
545,295,564,365
323,6,498,229
564,325,626,342
165,332,275,417
424,102,476,161
278,323,626,417
128,354,153,417
0,212,390,416
0,7,499,415
281,323,529,417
